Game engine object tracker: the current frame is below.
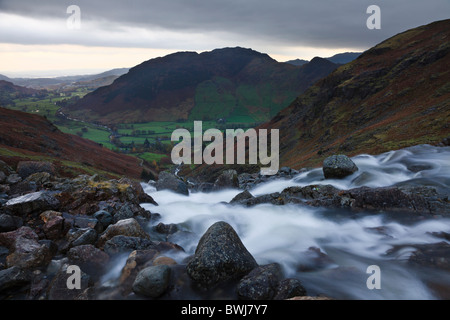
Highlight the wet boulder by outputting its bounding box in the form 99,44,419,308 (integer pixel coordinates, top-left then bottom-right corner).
213,170,239,190
236,263,307,300
0,227,55,269
16,161,55,180
273,278,307,300
70,229,98,248
409,242,450,271
42,215,71,240
93,210,113,231
323,155,358,179
132,265,171,298
186,221,258,288
118,177,158,205
47,264,91,300
154,223,179,236
6,174,22,185
97,218,150,249
0,266,31,295
0,214,23,233
5,191,60,217
154,171,189,196
67,245,109,278
103,236,155,256
230,190,255,204
119,249,160,295
237,263,284,300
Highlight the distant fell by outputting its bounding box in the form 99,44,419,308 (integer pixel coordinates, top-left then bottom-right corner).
65,47,339,125
325,52,362,64
285,52,362,67
0,80,46,106
0,80,42,97
0,68,130,90
284,59,309,66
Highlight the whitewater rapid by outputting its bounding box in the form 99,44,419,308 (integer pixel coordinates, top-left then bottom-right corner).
140,145,450,300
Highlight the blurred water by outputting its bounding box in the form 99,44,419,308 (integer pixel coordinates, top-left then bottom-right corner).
140,145,450,300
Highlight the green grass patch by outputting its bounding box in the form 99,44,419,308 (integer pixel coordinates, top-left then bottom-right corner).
135,152,168,163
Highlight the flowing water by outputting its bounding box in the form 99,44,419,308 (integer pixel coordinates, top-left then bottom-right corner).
139,145,450,300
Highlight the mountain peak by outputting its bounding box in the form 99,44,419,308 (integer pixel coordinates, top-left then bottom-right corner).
308,57,336,65
65,47,337,124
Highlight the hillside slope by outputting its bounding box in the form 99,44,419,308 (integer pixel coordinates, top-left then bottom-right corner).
262,19,450,169
0,107,144,179
65,47,338,124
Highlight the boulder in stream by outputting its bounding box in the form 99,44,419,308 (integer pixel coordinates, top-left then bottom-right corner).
323,155,358,179
186,221,258,288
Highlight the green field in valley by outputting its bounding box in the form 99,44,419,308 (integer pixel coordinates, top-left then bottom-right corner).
3,90,263,170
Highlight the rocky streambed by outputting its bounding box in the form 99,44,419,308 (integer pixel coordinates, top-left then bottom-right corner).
1,144,450,300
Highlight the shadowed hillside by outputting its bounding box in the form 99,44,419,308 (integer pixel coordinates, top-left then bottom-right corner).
65,47,338,125
262,19,450,169
0,107,145,179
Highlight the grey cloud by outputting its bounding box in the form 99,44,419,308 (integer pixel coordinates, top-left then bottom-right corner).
1,0,449,49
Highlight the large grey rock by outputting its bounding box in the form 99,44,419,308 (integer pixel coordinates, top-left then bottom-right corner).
118,177,158,205
408,242,450,271
67,245,109,278
214,170,239,190
103,236,155,256
47,264,91,300
0,214,23,233
0,227,55,269
73,216,100,231
230,190,255,204
16,161,55,179
132,265,171,298
112,202,135,223
0,266,31,293
236,263,284,300
5,191,60,216
154,171,189,196
186,221,258,288
70,229,98,248
94,210,113,230
119,249,160,295
42,216,70,240
6,174,22,185
97,218,150,248
323,155,358,179
273,278,307,300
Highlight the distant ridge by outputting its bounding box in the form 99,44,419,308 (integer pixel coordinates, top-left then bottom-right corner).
0,68,130,90
284,59,309,66
285,52,362,67
325,52,362,64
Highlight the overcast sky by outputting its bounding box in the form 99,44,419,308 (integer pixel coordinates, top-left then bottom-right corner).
0,0,449,77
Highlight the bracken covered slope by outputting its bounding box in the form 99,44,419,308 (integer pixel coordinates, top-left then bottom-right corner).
262,19,450,169
0,107,144,179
